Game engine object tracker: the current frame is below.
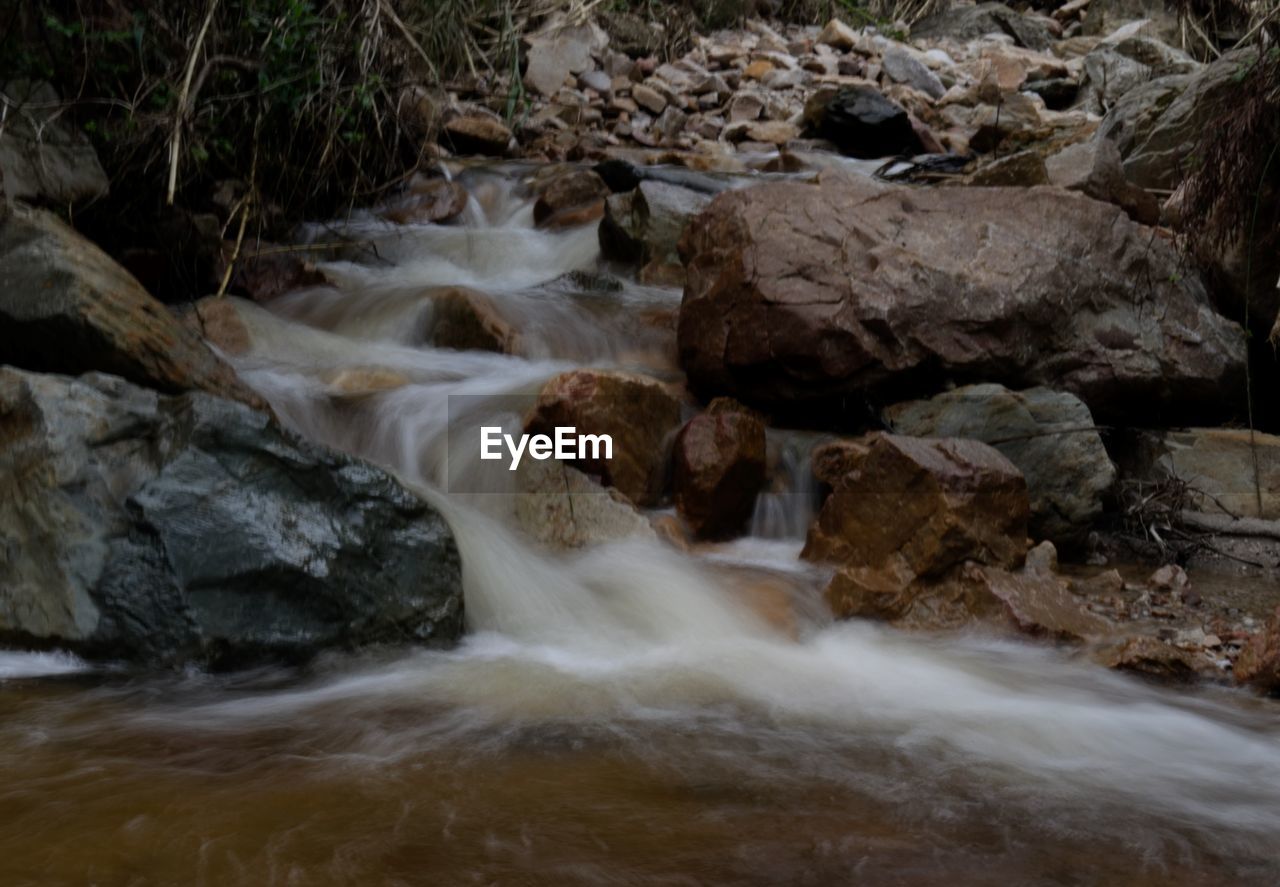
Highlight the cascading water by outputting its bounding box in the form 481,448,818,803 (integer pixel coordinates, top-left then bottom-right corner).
3,165,1280,885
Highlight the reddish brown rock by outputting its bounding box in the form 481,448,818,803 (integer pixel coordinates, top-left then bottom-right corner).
1235,606,1280,694
802,433,1029,579
525,369,682,506
825,561,1110,642
0,208,265,411
672,398,767,539
176,296,252,357
978,565,1111,642
428,286,521,355
1099,636,1198,682
824,561,1003,630
381,177,469,225
677,174,1244,422
533,169,610,229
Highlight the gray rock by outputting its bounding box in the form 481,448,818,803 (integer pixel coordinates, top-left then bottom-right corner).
1045,137,1159,224
910,3,1055,51
884,384,1117,544
880,47,946,100
578,69,613,94
1099,49,1255,191
0,367,463,667
0,81,109,206
524,24,600,98
1078,37,1199,114
0,206,264,409
1116,427,1280,520
600,180,712,269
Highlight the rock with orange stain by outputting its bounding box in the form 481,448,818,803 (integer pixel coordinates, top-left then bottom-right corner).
525,369,682,506
0,208,265,411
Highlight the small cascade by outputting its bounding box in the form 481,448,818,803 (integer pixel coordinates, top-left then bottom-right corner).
750,429,825,540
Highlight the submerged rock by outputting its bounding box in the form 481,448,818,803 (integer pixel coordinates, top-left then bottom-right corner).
0,367,464,667
884,385,1116,545
677,174,1244,422
381,177,469,225
0,207,265,410
428,286,522,355
672,398,767,539
525,369,682,506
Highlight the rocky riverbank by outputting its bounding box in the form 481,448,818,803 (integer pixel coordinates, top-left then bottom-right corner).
2,1,1279,694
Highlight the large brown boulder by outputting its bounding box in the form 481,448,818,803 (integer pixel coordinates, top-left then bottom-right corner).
672,397,767,539
525,369,682,506
0,208,264,410
677,174,1244,422
802,433,1029,578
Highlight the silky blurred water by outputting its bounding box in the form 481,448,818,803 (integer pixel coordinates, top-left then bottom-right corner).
4,166,1279,886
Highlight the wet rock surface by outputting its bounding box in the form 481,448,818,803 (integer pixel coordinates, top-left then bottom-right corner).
885,384,1116,545
673,397,767,539
678,174,1244,422
601,180,713,283
802,433,1029,578
428,286,522,355
0,367,464,667
525,369,683,506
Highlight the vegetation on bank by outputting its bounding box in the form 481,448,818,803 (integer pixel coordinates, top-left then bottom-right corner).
0,1,1275,297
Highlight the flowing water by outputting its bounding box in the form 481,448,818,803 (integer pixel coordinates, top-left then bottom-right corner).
4,166,1280,885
